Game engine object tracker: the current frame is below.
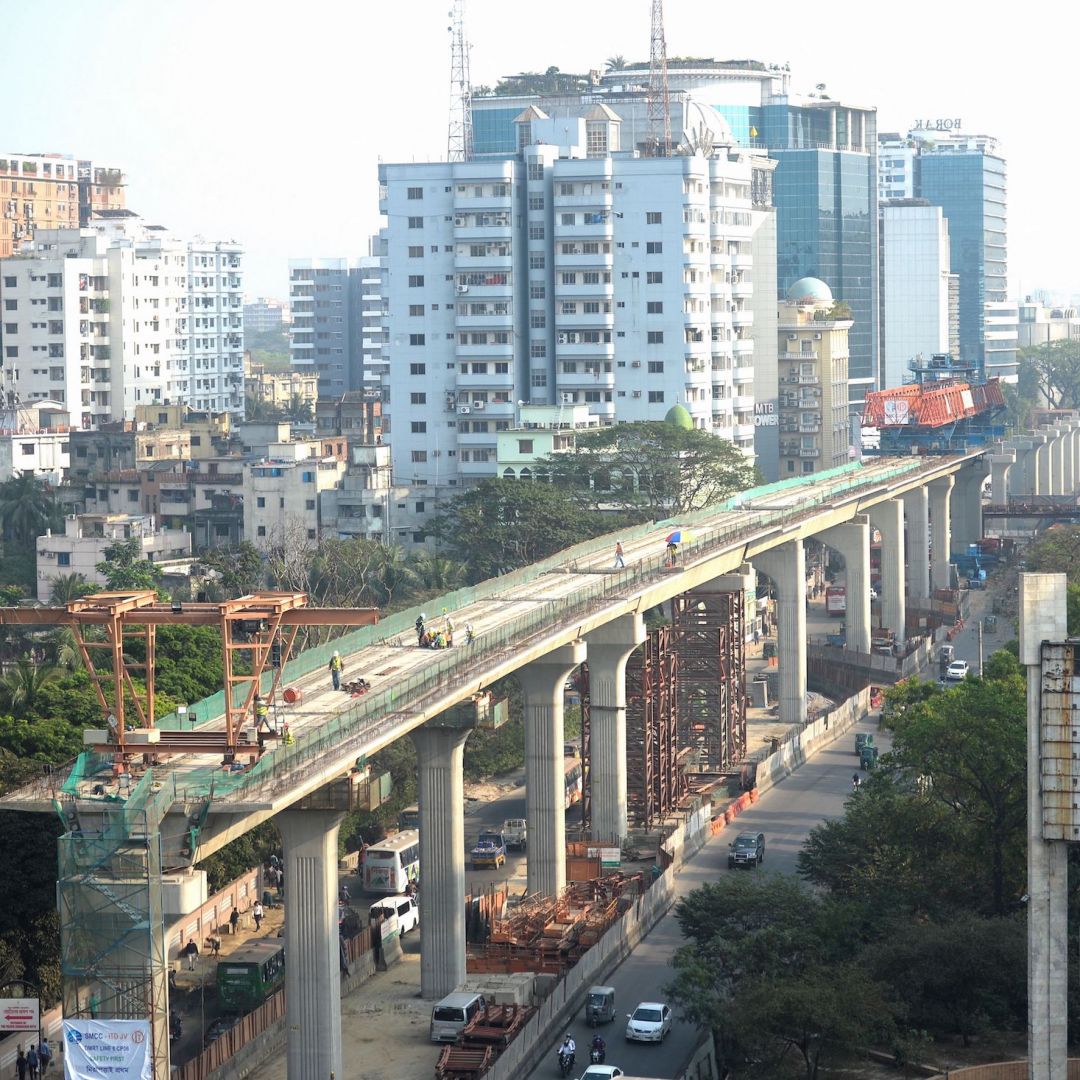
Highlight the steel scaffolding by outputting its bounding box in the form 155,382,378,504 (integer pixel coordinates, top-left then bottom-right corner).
625,627,680,829
671,589,746,770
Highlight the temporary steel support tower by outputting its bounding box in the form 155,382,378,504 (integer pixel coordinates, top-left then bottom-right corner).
671,589,746,770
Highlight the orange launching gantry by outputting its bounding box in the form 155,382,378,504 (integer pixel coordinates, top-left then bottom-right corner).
0,591,378,762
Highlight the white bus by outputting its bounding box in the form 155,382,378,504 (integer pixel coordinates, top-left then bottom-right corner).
362,829,420,894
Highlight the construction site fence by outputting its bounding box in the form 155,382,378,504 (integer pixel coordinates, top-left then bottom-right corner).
166,867,260,962
137,458,936,806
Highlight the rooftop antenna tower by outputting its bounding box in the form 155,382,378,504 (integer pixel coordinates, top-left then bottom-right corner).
647,0,672,156
447,0,474,162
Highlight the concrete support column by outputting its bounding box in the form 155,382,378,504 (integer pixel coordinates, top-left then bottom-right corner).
1063,427,1077,495
1052,431,1067,496
584,614,646,845
951,465,988,552
519,641,586,897
817,516,871,655
1019,574,1069,1080
1040,428,1061,496
1034,432,1052,496
1008,438,1036,498
869,500,906,646
990,447,1016,506
753,541,806,727
903,487,931,603
928,476,954,592
278,809,345,1080
411,721,472,999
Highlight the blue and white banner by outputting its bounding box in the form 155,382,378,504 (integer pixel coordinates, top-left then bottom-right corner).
63,1020,152,1080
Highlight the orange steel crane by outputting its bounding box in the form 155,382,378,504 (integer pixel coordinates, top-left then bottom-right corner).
0,591,378,761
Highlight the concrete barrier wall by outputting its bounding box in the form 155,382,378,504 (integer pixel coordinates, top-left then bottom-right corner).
926,1062,1080,1080
168,868,261,960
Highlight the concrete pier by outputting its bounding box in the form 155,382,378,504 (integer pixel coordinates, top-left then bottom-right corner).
753,541,806,727
817,516,871,655
928,476,954,592
903,487,931,603
868,499,906,646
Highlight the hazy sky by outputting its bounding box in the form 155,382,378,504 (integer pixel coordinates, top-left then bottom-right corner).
6,0,1078,301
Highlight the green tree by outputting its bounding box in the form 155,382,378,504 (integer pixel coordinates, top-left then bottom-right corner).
196,542,265,599
543,421,757,516
426,478,614,582
605,54,627,71
0,660,61,715
1019,339,1080,409
1026,524,1080,581
96,538,163,592
48,573,98,605
198,821,280,893
0,475,60,548
405,551,468,597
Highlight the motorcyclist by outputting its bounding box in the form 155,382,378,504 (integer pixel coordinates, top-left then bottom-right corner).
558,1034,576,1072
590,1033,606,1062
851,773,861,791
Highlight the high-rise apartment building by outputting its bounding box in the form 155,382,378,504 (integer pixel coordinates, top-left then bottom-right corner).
379,105,764,487
878,131,1013,379
0,218,243,426
351,234,389,391
243,298,288,333
879,202,952,389
289,259,357,397
473,61,878,413
0,153,125,258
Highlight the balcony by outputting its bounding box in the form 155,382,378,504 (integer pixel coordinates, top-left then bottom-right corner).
452,192,512,212
731,253,752,270
733,338,754,356
733,365,754,383
455,253,513,270
455,311,514,329
556,251,614,269
553,194,613,209
557,341,614,359
732,310,753,328
555,223,614,240
733,394,754,411
799,447,821,458
554,312,613,328
453,225,513,242
732,279,753,299
453,370,514,390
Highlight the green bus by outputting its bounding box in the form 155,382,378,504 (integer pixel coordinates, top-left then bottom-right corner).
216,938,285,1012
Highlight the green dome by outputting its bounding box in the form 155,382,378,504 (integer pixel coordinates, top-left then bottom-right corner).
787,276,833,303
665,404,694,431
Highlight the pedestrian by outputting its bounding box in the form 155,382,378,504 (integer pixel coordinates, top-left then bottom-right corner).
276,869,284,898
252,900,264,931
183,939,199,971
38,1040,51,1076
415,613,426,646
16,1048,27,1080
666,540,678,566
230,906,240,934
328,650,344,691
26,1046,38,1080
613,541,625,569
753,627,760,646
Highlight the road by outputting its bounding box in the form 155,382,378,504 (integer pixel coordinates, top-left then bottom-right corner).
524,723,890,1080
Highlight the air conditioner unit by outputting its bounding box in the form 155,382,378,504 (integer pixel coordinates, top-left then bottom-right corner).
561,393,574,404
557,334,567,344
631,361,641,368
472,400,485,409
457,405,471,415
632,390,642,398
456,284,469,294
787,333,798,341
813,332,822,340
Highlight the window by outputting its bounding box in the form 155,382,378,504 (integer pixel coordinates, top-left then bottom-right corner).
411,450,428,462
307,529,317,540
647,331,664,344
646,211,662,224
647,271,663,284
530,343,546,358
411,421,427,433
408,246,423,258
648,390,665,403
648,361,664,373
528,225,545,240
57,552,71,567
518,439,534,453
256,496,266,508
410,392,426,404
529,253,545,270
408,275,424,287
407,187,423,199
529,283,546,299
647,301,663,314
646,242,663,255
529,312,546,328
559,183,574,196
2,277,14,288
409,362,426,374
409,334,425,345
415,501,426,513
257,525,267,537
127,489,139,503
560,213,575,226
528,195,545,210
407,216,423,228
409,304,424,316
3,299,15,311
3,324,16,335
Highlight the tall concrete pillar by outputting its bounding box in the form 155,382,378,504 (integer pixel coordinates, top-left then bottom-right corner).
869,499,906,646
1040,428,1061,496
1063,426,1077,495
753,541,806,727
951,464,988,552
1008,437,1036,498
990,447,1015,506
584,614,646,845
1032,432,1050,497
903,487,930,603
1019,574,1069,1080
817,516,871,655
928,476,954,592
519,641,586,897
411,720,473,999
278,808,345,1080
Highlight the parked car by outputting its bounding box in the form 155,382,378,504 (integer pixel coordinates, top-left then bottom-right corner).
625,1001,672,1043
946,660,970,681
727,831,765,869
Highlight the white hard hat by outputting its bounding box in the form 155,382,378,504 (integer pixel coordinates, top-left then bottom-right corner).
333,650,340,657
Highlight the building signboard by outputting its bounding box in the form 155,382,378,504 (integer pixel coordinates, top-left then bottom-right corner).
0,998,38,1031
63,1020,152,1080
912,118,962,131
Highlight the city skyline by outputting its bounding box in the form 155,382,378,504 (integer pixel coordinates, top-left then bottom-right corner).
5,0,1077,301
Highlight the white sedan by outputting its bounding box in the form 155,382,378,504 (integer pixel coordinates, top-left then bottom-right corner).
625,1001,672,1043
946,660,970,681
577,1068,623,1080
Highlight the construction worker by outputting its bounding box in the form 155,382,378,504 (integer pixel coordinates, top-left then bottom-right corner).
328,650,344,690
282,723,294,746
253,694,270,747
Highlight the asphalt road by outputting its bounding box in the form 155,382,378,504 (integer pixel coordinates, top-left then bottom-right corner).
524,723,891,1080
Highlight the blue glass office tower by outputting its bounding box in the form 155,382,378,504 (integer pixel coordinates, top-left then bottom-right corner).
916,140,1009,376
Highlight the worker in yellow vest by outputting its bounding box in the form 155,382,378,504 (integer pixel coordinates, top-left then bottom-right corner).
328,650,344,690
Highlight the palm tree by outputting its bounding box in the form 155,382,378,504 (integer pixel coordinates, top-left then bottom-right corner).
406,552,468,596
0,659,60,714
0,475,59,548
373,546,412,607
49,573,96,606
605,55,627,72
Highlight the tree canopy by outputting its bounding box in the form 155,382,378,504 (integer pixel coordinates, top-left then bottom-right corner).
96,538,163,592
1018,339,1080,410
542,422,757,516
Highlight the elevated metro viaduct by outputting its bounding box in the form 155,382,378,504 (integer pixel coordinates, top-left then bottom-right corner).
7,444,1077,1080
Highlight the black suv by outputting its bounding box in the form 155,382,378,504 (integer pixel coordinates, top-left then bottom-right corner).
727,831,765,869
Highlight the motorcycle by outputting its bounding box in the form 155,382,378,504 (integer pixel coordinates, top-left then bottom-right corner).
558,1050,575,1077
590,1045,605,1064
169,1012,182,1045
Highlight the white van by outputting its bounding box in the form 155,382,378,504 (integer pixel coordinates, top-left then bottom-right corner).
369,895,419,936
429,991,486,1043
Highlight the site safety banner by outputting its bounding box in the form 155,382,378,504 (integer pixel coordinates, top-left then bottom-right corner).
63,1020,152,1080
0,998,39,1031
